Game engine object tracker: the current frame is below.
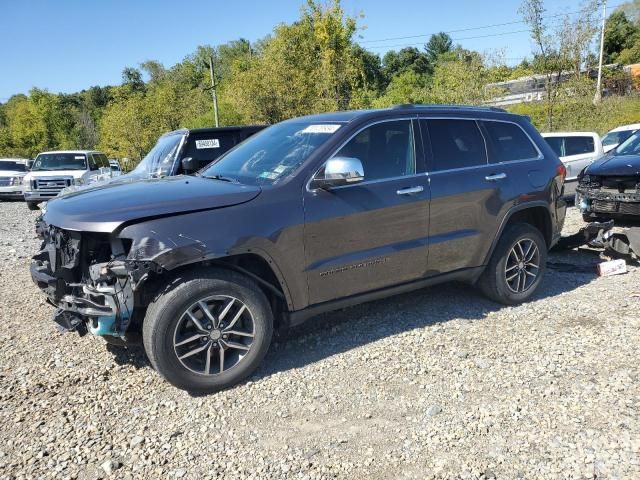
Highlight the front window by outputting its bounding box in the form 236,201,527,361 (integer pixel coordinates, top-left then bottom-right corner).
0,161,26,172
200,122,343,185
615,131,640,156
132,133,184,177
31,153,86,171
602,129,636,147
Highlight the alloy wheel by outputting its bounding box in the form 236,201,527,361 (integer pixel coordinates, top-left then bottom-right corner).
504,238,540,294
173,295,255,375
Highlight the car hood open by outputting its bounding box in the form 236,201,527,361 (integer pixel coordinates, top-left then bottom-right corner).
585,153,640,176
44,175,261,233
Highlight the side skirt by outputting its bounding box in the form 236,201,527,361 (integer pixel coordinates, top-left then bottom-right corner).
282,266,485,329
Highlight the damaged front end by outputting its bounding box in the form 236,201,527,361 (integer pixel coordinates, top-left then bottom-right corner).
576,174,640,218
31,219,161,339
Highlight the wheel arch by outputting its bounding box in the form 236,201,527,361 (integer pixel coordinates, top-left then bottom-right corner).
142,251,294,330
483,202,553,266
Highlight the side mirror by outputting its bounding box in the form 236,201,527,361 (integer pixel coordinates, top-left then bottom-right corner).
181,157,197,173
311,157,364,190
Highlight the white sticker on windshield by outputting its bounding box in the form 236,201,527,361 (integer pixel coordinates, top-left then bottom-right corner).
75,155,84,159
301,124,341,134
196,139,220,149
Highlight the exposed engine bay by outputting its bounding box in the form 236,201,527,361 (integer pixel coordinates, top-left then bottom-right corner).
31,219,161,339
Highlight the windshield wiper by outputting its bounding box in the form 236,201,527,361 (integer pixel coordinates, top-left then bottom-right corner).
202,174,238,183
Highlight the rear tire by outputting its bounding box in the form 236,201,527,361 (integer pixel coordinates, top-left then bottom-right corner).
27,202,39,211
478,223,547,305
143,268,273,393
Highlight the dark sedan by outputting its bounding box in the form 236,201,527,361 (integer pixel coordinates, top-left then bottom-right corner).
577,131,640,222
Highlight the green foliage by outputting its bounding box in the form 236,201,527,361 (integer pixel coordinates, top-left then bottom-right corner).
2,0,639,162
425,32,453,64
508,95,640,134
224,0,363,123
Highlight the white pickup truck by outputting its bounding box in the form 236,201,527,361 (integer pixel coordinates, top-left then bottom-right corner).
22,150,113,210
541,132,604,198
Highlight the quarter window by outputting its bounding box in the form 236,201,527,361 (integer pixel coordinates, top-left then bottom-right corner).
481,121,539,163
334,120,415,181
424,119,487,171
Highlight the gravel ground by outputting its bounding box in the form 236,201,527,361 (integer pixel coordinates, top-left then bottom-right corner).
0,200,638,480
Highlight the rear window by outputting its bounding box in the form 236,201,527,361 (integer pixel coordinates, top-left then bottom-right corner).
543,136,595,157
424,119,487,171
480,121,539,163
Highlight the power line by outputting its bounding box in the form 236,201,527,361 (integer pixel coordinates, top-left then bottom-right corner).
366,29,533,50
359,1,626,45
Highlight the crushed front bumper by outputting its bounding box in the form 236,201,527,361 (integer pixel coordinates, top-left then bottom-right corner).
576,187,640,217
30,223,137,337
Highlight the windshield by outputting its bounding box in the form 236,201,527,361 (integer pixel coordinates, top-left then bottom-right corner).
0,161,26,172
132,133,184,177
614,131,640,155
32,153,86,171
200,122,342,185
602,129,636,147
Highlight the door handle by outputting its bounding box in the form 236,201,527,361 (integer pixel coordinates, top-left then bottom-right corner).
396,186,424,195
485,172,507,181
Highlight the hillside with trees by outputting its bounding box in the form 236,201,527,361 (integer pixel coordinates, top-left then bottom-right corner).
1,0,640,164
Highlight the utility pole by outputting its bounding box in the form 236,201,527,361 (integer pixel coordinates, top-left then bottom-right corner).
209,56,220,127
594,0,607,105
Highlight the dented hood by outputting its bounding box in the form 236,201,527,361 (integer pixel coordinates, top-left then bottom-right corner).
43,175,261,233
585,153,640,176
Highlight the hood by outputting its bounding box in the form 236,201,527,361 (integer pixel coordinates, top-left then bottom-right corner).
0,170,26,177
58,170,150,195
26,170,86,179
44,175,261,233
585,153,640,176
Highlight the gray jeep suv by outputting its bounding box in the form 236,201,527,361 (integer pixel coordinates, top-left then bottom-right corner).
31,105,567,392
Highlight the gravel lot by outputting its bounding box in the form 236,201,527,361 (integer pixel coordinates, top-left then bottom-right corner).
0,200,638,479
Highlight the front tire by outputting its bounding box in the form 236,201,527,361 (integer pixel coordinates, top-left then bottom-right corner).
143,268,273,393
478,223,547,305
27,202,39,211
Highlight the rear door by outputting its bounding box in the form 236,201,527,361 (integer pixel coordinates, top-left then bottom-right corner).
303,118,430,304
420,118,502,274
422,118,542,274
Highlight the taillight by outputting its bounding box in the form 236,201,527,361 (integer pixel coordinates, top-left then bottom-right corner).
556,164,566,180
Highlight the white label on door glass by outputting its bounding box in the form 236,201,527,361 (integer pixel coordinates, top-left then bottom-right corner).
196,139,220,149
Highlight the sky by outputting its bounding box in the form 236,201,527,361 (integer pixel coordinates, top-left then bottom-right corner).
0,0,608,100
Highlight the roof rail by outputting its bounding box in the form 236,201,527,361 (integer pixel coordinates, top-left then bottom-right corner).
391,104,507,113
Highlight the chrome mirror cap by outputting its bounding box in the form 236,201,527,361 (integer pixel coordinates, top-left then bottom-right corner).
312,157,364,189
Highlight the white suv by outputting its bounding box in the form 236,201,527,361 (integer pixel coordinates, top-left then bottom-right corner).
23,150,113,210
541,132,603,198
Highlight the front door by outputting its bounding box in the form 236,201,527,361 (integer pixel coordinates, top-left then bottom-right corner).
303,119,430,305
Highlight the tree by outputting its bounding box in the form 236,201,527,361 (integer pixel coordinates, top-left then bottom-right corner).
225,0,366,123
121,67,145,92
425,32,453,64
519,0,599,129
382,47,431,82
603,11,639,62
